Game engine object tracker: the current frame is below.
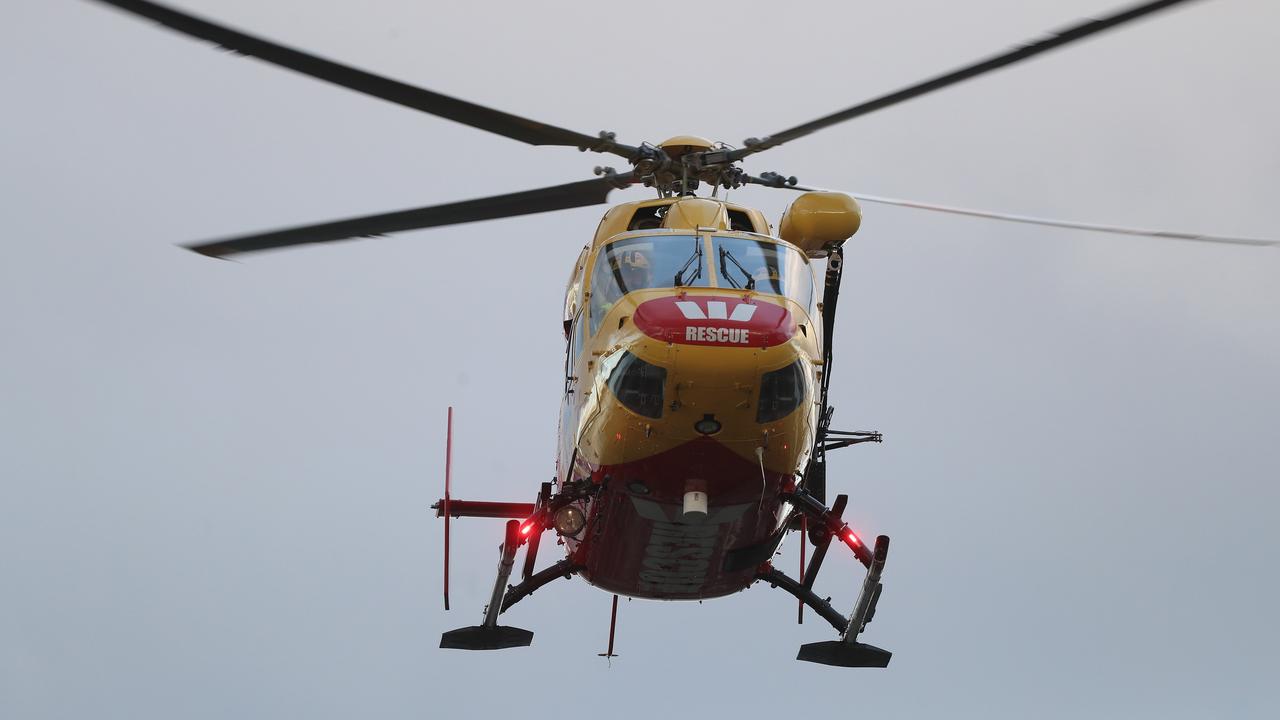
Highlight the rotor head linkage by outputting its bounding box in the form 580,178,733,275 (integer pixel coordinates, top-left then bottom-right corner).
616,135,769,196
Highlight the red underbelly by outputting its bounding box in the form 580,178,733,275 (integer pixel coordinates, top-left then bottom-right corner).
569,437,793,599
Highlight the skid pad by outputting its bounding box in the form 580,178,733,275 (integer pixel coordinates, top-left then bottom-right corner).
440,625,533,650
796,640,891,668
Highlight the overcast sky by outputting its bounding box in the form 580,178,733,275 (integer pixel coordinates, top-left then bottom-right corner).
3,1,1278,718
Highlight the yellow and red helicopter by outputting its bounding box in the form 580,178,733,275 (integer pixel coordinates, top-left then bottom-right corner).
89,0,1276,667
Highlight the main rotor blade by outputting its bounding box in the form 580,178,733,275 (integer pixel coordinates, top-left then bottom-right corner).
87,0,638,160
730,0,1201,160
846,192,1279,247
187,174,634,258
748,177,1277,247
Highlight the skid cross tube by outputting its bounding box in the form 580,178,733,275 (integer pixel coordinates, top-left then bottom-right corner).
501,558,580,613
757,567,848,634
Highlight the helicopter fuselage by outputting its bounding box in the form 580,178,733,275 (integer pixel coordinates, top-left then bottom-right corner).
554,197,824,599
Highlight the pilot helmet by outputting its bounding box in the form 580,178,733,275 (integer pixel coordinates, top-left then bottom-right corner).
619,250,651,287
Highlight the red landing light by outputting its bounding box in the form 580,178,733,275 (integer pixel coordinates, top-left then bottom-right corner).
520,521,535,536
846,529,862,546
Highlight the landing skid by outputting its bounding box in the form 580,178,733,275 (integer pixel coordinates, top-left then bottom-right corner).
796,529,891,667
762,488,893,668
436,472,583,652
440,518,529,650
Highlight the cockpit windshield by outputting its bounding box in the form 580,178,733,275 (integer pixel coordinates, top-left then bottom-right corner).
590,235,708,333
712,236,814,310
588,233,815,335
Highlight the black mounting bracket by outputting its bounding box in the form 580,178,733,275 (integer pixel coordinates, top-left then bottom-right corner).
821,429,883,453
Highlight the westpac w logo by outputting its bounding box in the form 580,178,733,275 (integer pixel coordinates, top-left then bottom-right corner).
674,300,758,322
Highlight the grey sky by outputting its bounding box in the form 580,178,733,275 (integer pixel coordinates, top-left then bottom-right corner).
2,1,1278,718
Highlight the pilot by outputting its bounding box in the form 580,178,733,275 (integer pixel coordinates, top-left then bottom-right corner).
618,250,652,292
595,250,651,318
740,246,780,292
752,264,781,292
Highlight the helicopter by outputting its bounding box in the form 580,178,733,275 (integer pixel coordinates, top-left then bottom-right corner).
85,0,1277,668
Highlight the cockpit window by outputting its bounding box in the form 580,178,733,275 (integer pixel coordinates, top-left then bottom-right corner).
712,236,814,311
589,235,708,334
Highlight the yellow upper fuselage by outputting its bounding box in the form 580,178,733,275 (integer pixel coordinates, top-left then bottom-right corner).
557,196,824,490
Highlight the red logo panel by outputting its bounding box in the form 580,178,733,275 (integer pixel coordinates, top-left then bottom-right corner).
632,295,794,347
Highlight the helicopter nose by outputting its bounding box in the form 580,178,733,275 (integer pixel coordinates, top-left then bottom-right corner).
666,338,809,438
609,294,809,443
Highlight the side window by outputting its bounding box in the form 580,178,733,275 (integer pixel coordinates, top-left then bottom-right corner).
567,311,586,382
726,208,755,232
627,205,664,230
564,246,588,324
589,252,626,337
572,312,585,368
